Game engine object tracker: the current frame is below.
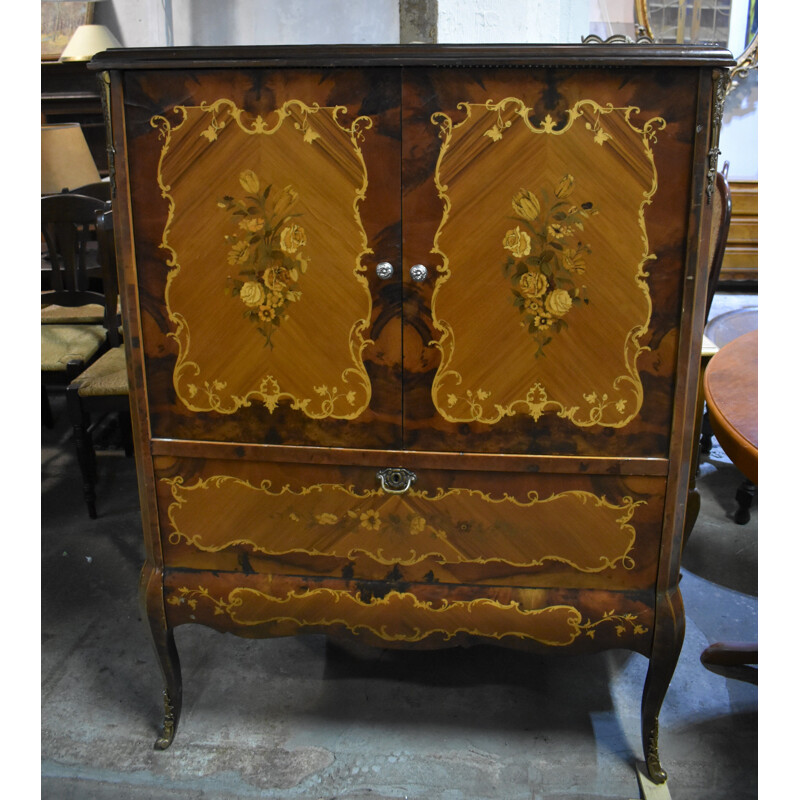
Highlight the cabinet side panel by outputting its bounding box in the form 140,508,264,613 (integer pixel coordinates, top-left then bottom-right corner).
657,68,719,599
104,70,164,569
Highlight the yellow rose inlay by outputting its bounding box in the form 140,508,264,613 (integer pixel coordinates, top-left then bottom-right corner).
279,223,307,254
503,226,532,258
545,288,573,317
239,281,266,307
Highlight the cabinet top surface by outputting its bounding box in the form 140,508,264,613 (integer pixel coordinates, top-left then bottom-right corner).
89,43,734,71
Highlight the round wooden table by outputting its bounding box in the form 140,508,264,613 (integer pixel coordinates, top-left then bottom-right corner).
704,329,758,484
700,329,757,669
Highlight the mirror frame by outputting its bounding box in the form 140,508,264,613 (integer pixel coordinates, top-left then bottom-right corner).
634,0,757,91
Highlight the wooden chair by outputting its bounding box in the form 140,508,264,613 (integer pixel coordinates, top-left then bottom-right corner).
41,193,114,424
71,181,111,202
42,185,110,296
66,207,131,519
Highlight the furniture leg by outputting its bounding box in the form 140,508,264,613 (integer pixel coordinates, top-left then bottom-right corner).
140,564,183,750
42,385,54,428
120,409,134,457
734,479,756,525
682,489,700,553
700,410,713,453
66,384,98,519
641,586,685,784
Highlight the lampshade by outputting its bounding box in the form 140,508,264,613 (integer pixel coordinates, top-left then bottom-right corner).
59,24,121,61
41,123,102,194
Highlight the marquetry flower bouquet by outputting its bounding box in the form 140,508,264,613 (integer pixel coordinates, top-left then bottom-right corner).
221,170,308,347
502,174,598,357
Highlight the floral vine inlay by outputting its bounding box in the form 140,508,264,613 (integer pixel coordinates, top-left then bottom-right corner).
221,170,308,348
166,584,649,645
502,175,598,357
151,97,374,419
429,97,666,427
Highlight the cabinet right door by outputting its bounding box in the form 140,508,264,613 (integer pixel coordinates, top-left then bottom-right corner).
400,66,703,458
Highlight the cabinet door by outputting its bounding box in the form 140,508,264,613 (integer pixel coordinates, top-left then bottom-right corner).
401,67,703,458
121,68,403,449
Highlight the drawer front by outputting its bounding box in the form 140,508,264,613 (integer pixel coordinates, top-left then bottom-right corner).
154,455,664,591
163,569,654,655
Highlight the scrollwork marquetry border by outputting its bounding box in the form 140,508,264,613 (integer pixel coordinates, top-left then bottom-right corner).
150,98,375,419
167,584,649,646
162,474,643,572
430,97,664,427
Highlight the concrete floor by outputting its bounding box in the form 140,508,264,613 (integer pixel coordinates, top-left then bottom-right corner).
41,294,757,800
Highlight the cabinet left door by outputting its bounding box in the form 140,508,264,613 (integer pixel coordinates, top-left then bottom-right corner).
118,67,403,449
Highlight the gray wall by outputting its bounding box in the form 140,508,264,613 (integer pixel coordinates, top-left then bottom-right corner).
93,0,757,179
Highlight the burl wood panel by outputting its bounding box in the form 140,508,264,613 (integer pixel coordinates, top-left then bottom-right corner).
122,65,701,459
153,454,664,591
162,569,655,655
401,67,701,457
122,68,403,448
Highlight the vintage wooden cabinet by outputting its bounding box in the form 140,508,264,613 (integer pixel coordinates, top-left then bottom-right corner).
92,43,734,783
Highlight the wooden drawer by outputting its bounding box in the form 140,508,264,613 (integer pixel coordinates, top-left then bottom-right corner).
163,569,655,655
153,452,665,591
720,180,758,282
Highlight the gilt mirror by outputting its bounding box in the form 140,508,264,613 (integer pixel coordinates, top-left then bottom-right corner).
635,0,757,90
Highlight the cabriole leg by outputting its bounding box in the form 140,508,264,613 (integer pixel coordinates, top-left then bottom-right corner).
141,564,183,749
641,586,685,784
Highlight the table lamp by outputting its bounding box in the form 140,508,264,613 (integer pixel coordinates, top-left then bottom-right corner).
41,123,102,194
59,24,121,62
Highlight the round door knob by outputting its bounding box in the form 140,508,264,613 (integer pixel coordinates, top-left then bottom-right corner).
410,264,428,282
375,261,394,280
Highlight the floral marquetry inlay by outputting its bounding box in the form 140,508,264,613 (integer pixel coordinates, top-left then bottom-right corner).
162,474,644,573
221,172,309,349
152,99,374,418
430,98,665,427
501,175,598,358
166,583,649,645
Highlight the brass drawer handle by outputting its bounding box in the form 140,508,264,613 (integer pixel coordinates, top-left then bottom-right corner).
376,467,417,494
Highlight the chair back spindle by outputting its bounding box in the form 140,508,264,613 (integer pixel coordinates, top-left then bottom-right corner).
41,193,108,305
